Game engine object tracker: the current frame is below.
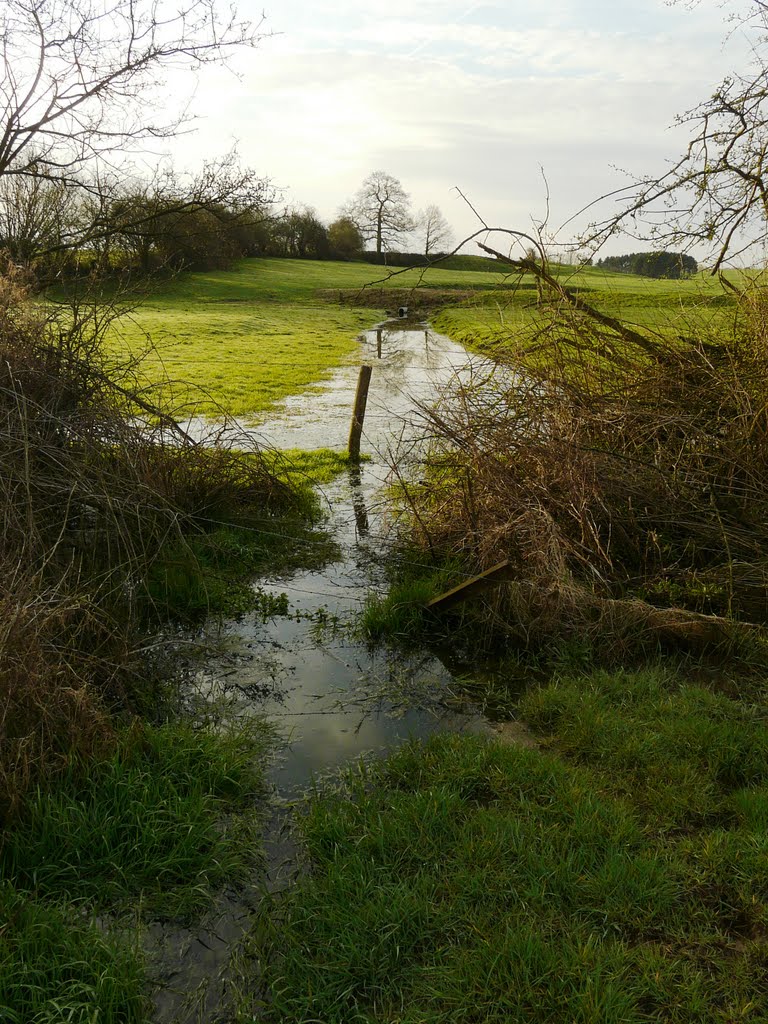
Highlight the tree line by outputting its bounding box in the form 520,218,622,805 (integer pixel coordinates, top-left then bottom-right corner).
0,156,453,284
251,175,454,264
596,251,699,279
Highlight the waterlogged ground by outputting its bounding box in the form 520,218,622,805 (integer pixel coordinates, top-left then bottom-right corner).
191,323,504,792
150,323,508,1022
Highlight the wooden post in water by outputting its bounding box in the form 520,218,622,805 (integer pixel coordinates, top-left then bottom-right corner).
348,464,369,536
348,365,372,461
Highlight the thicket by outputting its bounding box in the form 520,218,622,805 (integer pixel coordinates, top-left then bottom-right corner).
0,268,300,820
393,252,768,663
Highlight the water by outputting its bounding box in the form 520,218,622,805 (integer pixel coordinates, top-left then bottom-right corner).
149,324,506,1022
185,323,502,793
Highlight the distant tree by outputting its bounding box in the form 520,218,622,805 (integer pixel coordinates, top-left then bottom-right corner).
417,204,453,256
598,251,698,279
344,171,414,255
98,167,272,273
328,216,363,258
256,206,329,259
283,206,329,259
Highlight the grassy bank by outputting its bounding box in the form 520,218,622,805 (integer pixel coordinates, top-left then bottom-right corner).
258,664,768,1023
142,447,352,621
1,716,271,1022
0,265,353,1018
430,263,740,358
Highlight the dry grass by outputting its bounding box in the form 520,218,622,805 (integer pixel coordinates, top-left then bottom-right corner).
0,267,292,818
400,267,768,660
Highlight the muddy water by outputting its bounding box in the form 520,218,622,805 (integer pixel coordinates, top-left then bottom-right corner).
151,325,503,1023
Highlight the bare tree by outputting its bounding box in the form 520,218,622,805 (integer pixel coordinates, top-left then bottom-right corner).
0,158,77,263
0,0,266,182
0,0,270,266
418,203,453,256
584,0,768,268
344,171,414,255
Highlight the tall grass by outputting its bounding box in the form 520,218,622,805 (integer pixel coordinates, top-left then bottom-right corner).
0,883,148,1024
2,717,272,916
0,715,271,1022
0,268,300,818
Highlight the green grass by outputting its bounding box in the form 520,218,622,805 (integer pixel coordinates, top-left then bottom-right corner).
1,718,272,917
265,447,369,487
0,883,147,1023
0,716,273,1021
256,665,768,1023
101,257,743,420
431,264,740,358
360,556,472,643
108,258,510,418
142,448,351,621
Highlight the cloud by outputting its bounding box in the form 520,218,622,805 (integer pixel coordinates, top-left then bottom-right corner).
168,0,750,253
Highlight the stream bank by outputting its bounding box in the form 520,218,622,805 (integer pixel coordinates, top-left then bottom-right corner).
187,322,504,792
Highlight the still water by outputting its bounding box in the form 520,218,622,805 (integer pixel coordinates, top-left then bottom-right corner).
188,323,501,792
151,324,506,1022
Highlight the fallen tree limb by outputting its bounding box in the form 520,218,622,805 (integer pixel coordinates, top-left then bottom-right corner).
477,241,665,359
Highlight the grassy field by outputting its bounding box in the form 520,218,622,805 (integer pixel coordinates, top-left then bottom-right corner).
430,262,737,356
10,256,763,1020
259,664,768,1023
107,257,737,419
109,258,515,419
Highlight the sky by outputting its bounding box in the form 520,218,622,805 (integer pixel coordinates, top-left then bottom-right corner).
168,0,758,258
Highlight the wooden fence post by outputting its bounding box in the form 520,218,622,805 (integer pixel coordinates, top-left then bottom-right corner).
348,365,372,461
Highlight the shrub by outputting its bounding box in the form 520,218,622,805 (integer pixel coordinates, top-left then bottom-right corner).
0,270,294,817
391,264,768,661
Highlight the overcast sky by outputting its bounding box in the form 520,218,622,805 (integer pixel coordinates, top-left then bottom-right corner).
170,0,757,257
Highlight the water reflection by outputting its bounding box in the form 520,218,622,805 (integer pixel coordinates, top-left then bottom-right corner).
190,325,500,793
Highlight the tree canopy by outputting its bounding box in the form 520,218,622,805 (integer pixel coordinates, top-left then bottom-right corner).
343,171,414,255
597,251,698,279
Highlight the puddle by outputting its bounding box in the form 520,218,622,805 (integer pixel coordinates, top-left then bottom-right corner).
183,325,503,789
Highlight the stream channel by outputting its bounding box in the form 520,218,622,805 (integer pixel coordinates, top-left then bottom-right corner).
150,323,509,1021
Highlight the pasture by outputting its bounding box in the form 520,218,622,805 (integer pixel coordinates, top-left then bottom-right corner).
108,257,737,418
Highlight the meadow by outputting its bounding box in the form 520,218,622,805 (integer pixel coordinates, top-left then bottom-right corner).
108,256,737,418
108,257,509,418
4,254,756,1022
261,665,768,1024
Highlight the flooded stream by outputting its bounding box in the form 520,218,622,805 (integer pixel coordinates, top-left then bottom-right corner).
151,324,504,1022
188,323,500,792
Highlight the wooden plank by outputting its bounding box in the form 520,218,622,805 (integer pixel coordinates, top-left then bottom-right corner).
426,559,512,612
